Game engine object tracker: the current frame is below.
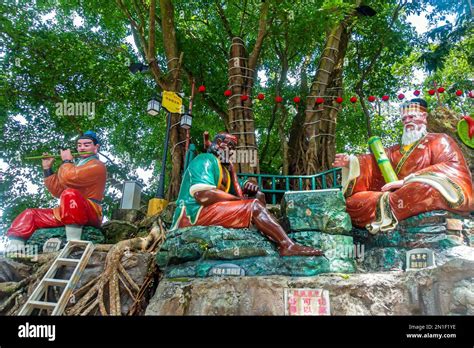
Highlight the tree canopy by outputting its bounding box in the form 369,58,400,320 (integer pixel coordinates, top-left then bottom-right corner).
1,0,472,234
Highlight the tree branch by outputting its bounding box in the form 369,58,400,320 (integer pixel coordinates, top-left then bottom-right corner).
183,67,229,129
248,0,271,71
160,0,180,87
215,0,234,40
238,0,248,37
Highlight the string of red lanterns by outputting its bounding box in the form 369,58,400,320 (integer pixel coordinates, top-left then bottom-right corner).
196,85,474,105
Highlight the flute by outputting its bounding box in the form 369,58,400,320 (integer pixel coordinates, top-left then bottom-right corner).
24,152,95,160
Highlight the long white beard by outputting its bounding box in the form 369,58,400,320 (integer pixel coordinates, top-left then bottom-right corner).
401,124,427,146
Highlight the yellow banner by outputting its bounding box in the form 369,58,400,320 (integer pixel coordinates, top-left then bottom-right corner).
162,91,183,113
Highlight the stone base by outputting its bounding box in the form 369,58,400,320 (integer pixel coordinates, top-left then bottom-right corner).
111,209,145,224
355,210,473,271
146,255,474,315
281,190,352,234
156,225,355,277
101,220,138,244
26,226,104,250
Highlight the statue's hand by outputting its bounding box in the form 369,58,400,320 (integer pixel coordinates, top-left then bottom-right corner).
333,153,349,168
42,152,55,169
381,180,404,192
243,180,259,195
60,149,73,161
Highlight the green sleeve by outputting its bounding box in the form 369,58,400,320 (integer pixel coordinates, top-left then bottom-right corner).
188,154,220,192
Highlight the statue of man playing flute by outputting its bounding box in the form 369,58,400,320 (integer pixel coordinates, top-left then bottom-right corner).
333,99,473,234
6,131,107,251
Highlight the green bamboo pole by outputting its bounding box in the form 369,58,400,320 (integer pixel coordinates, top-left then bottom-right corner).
24,152,95,160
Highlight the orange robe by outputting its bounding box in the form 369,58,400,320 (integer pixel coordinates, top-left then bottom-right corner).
45,158,107,221
344,133,473,232
7,157,107,240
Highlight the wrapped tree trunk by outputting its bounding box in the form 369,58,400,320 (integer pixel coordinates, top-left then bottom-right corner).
228,37,259,174
290,20,351,177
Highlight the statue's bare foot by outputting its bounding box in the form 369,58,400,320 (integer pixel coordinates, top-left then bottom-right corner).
279,243,323,257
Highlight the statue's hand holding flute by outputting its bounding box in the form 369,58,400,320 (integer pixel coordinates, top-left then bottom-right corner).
40,149,74,169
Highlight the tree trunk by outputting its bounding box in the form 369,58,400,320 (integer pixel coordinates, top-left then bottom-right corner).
290,19,351,176
223,0,269,174
287,56,311,176
227,37,259,174
116,0,186,201
159,0,185,200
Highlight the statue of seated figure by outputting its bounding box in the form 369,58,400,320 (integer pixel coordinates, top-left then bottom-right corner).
333,99,473,234
6,131,107,251
171,132,323,257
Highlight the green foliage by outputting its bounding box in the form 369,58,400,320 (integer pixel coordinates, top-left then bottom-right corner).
0,0,470,235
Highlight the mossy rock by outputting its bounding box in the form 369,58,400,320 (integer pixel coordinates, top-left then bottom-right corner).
281,190,352,234
26,226,104,250
156,225,356,277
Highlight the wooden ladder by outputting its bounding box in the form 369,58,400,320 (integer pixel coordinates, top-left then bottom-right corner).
18,240,94,316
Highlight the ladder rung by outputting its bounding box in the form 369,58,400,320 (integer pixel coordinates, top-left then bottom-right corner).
67,240,92,245
28,300,57,309
55,258,80,266
42,278,69,287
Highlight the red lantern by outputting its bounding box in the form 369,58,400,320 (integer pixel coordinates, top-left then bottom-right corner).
293,96,301,103
382,95,389,101
413,90,420,96
198,85,206,93
257,93,265,100
350,96,357,103
335,97,343,104
456,90,463,96
428,89,436,95
240,94,248,101
368,95,376,102
224,89,232,97
468,91,474,98
316,97,324,104
275,96,283,103
437,87,445,93
398,93,405,100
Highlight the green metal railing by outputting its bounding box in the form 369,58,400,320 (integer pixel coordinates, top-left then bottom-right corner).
182,144,342,204
238,169,342,204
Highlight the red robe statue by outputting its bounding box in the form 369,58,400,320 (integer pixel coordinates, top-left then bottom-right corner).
343,133,473,233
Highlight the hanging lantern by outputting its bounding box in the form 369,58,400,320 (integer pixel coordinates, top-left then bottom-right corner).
428,89,436,95
335,97,343,104
382,95,389,101
455,90,463,96
275,96,283,103
293,96,301,103
413,90,420,96
198,85,206,93
147,96,162,116
180,113,193,129
368,95,376,102
468,91,474,98
350,96,357,103
257,93,265,100
241,95,249,101
316,97,324,104
437,87,445,93
398,93,405,100
224,89,232,97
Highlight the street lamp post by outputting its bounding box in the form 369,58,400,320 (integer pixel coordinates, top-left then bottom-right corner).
156,110,171,199
146,91,183,217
